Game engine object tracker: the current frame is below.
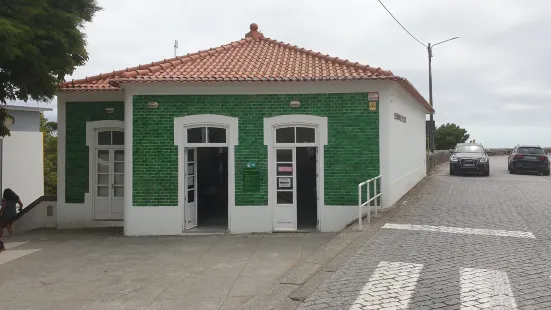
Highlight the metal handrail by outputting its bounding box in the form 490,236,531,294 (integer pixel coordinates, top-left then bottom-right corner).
358,175,382,230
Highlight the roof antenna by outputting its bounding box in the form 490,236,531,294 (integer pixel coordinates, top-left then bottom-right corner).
174,40,179,57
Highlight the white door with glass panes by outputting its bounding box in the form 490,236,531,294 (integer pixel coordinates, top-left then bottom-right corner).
272,126,317,231
274,148,297,230
184,147,198,229
94,130,125,220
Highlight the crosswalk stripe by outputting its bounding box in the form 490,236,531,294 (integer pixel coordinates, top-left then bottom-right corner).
460,267,517,309
383,223,535,239
349,261,423,310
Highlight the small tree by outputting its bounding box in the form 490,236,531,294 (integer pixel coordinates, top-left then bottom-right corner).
0,0,101,136
434,123,470,150
40,113,57,195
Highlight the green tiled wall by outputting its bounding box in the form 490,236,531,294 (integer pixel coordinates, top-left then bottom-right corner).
65,102,124,203
132,93,379,207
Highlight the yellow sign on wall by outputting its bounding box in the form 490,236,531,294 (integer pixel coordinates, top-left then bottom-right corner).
369,101,377,111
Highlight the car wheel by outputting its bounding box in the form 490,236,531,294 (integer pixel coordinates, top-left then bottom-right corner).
449,169,455,175
484,170,490,177
509,169,515,174
544,169,550,176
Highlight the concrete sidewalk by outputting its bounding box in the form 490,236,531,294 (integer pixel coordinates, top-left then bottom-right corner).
0,229,334,310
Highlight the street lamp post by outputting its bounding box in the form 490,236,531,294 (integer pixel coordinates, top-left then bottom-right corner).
0,112,15,196
427,37,459,152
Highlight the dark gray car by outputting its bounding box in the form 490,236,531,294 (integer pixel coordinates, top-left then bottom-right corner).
449,143,490,176
508,145,550,176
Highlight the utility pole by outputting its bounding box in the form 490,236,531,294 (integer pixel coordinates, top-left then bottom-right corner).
376,0,458,153
426,37,459,152
428,43,434,152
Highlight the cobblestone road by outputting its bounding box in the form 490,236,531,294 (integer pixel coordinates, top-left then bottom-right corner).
298,156,551,309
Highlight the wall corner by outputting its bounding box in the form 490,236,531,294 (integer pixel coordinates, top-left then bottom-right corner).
56,95,67,223
123,91,133,236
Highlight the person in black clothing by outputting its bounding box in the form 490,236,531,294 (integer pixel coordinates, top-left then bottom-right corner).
0,188,24,239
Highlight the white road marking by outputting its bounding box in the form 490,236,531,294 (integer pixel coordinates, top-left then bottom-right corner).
0,241,41,265
349,261,423,310
4,241,29,249
460,267,517,309
382,223,535,239
0,249,41,265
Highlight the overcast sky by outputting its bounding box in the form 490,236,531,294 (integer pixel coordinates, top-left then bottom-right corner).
11,0,551,147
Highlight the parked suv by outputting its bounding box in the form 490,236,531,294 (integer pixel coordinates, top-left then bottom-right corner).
508,145,550,175
449,143,490,176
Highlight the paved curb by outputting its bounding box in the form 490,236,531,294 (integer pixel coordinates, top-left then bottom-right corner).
230,169,439,310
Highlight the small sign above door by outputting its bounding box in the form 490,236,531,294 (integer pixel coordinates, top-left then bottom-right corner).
278,166,293,173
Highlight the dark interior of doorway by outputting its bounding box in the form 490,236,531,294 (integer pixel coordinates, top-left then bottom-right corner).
197,147,228,229
297,147,317,229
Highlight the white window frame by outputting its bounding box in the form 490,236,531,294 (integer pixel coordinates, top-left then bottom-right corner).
184,125,230,148
95,129,125,148
174,114,238,231
273,125,318,148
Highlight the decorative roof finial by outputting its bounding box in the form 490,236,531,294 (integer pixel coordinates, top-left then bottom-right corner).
245,23,263,39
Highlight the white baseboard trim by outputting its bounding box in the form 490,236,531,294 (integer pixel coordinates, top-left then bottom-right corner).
321,205,362,232
231,205,271,234
125,205,182,236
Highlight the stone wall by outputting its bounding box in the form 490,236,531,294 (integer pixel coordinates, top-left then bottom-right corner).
426,150,450,174
486,148,551,156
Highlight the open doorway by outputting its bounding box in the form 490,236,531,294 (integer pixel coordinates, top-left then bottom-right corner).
296,147,317,229
196,147,228,229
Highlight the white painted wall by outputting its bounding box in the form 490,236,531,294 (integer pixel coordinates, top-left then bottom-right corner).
57,201,123,229
2,131,44,204
379,85,428,209
378,89,392,210
321,205,370,232
230,206,272,234
126,206,182,236
123,80,391,95
14,201,57,233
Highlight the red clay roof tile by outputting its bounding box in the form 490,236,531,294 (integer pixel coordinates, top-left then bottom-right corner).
59,23,432,112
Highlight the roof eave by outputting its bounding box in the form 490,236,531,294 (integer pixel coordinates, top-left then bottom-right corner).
57,87,123,92
2,105,53,112
395,79,434,114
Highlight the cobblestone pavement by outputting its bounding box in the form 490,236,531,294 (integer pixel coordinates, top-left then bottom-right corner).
298,156,551,309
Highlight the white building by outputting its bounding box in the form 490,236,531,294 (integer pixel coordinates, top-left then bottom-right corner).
1,105,52,204
52,23,433,235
